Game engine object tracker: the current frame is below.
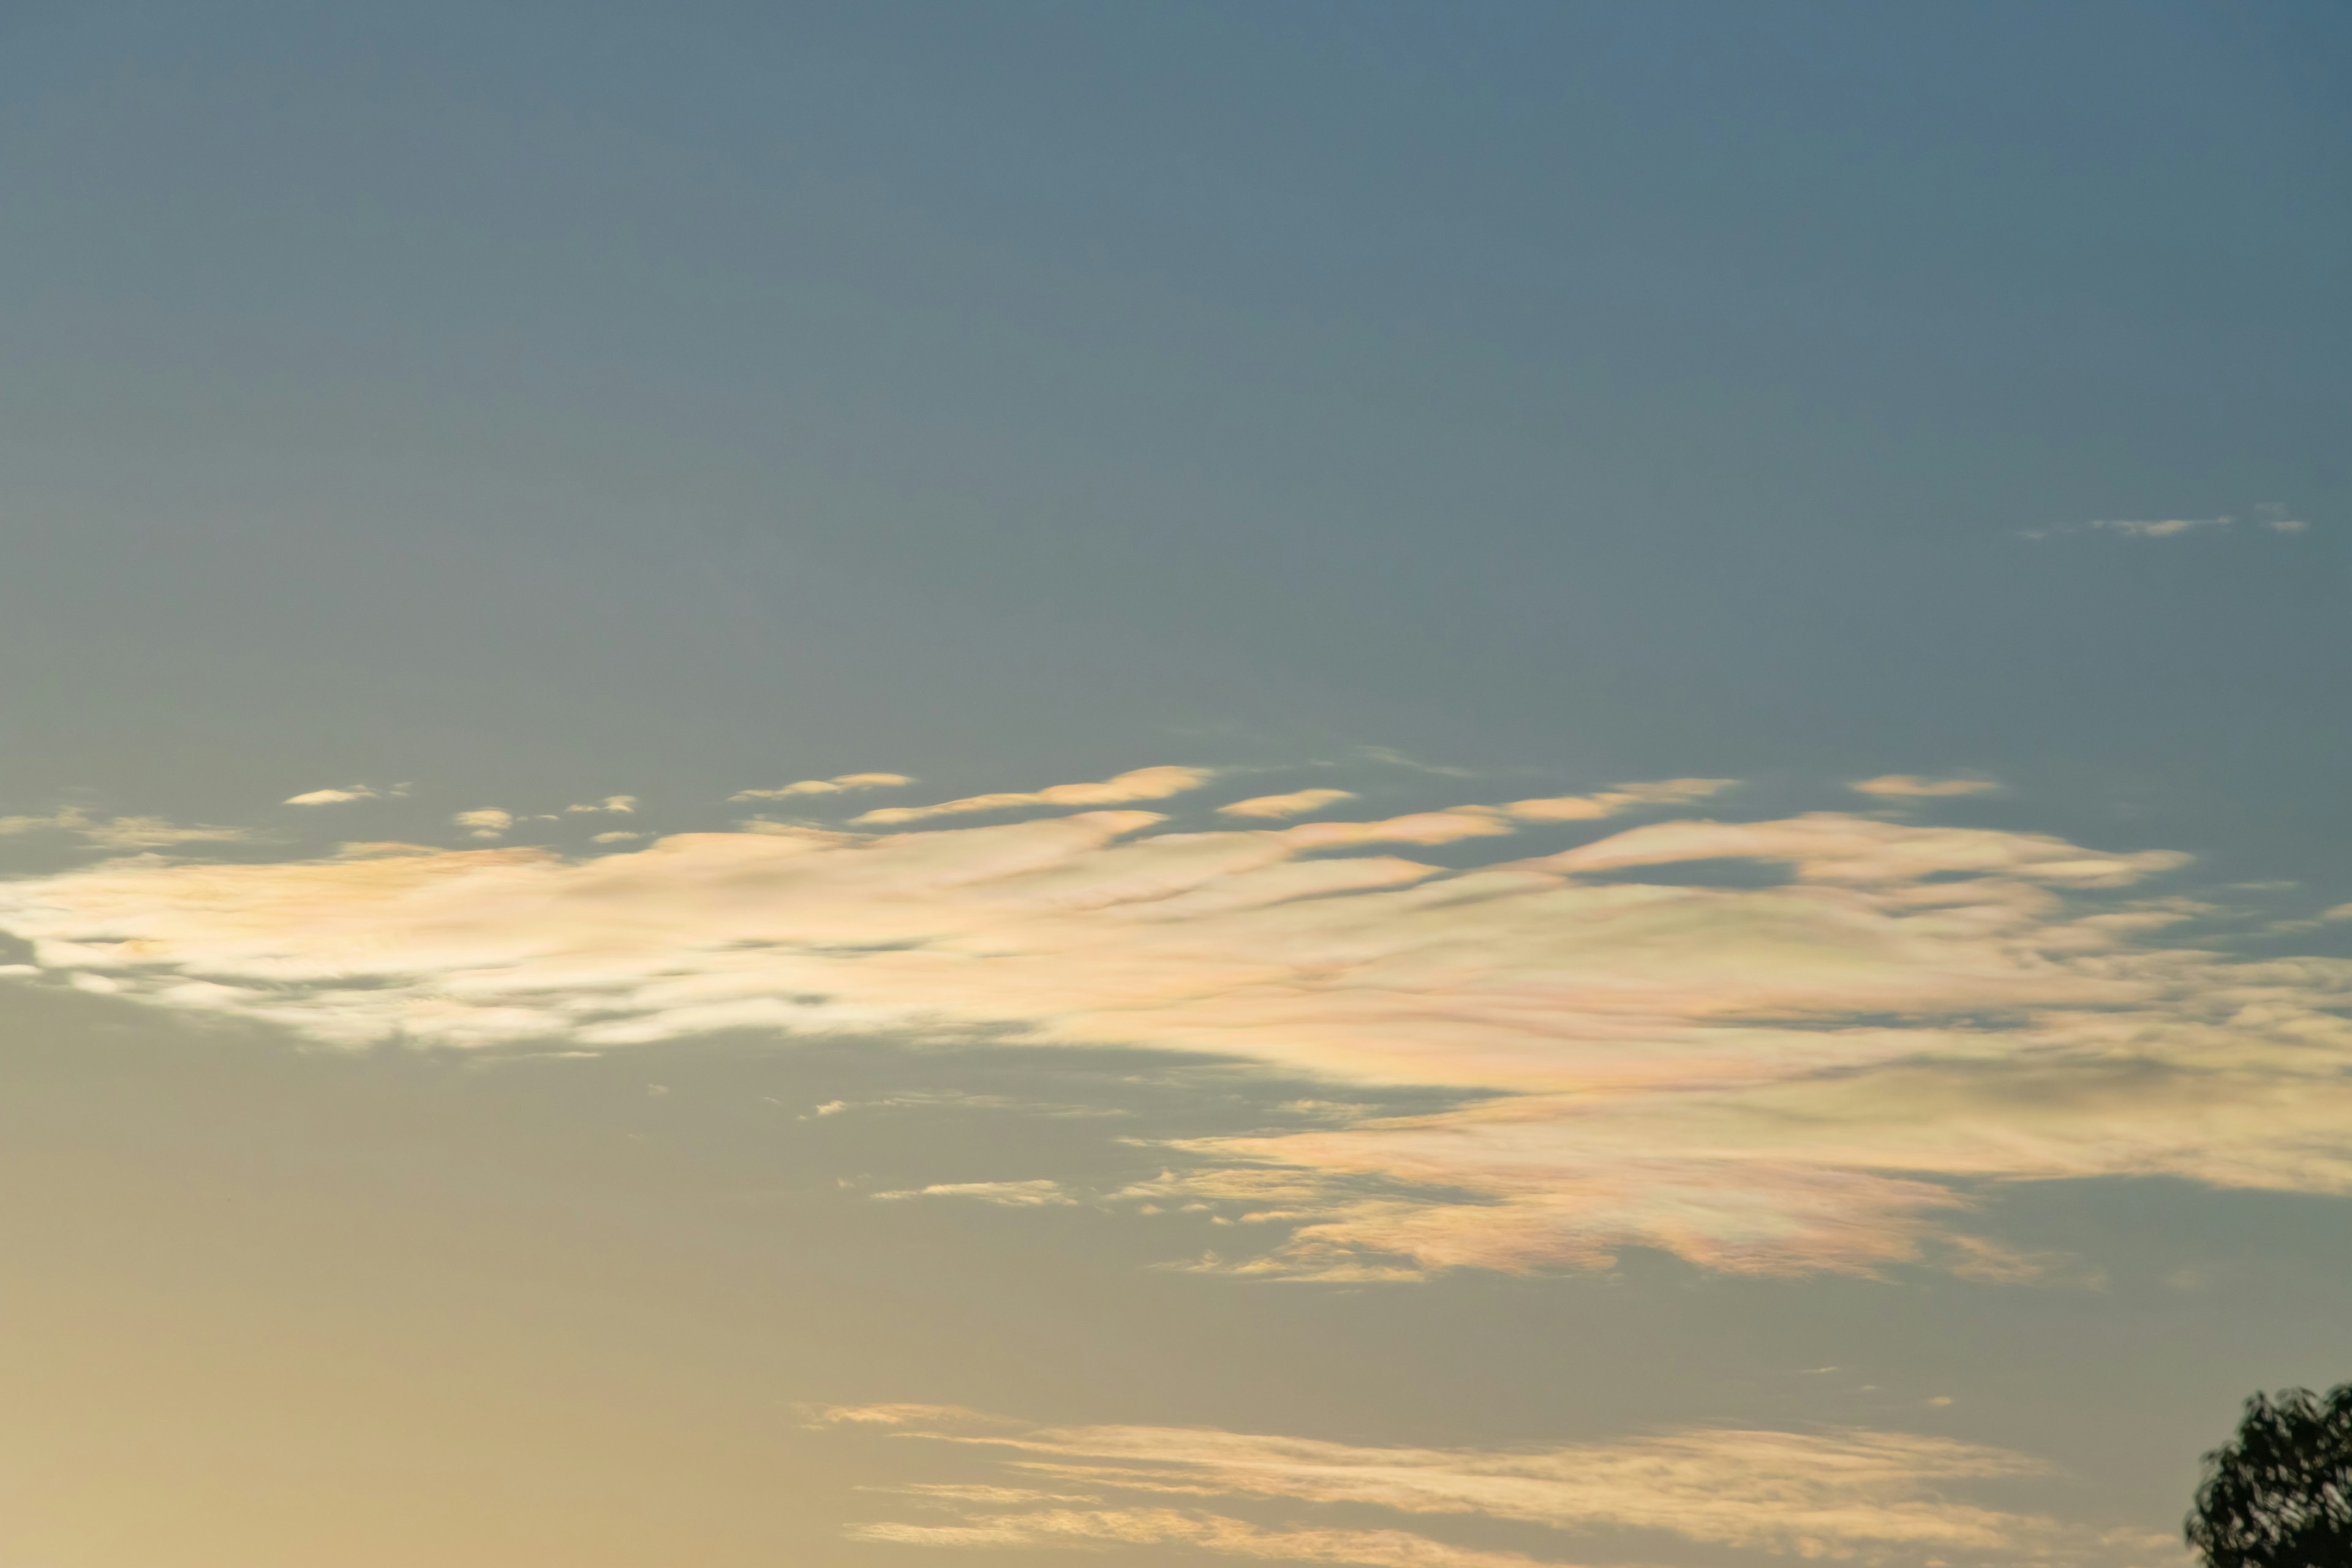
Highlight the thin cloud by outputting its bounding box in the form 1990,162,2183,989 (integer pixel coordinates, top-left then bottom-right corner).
873,1180,1080,1207
452,809,514,840
0,807,250,850
285,786,375,805
2024,506,2310,541
0,780,2345,1281
815,1404,2155,1566
564,795,638,814
1503,778,1736,822
853,766,1213,826
1219,789,1359,820
1850,776,2002,799
730,772,913,802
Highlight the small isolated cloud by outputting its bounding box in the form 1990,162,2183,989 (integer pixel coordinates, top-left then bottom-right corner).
817,1404,2155,1567
2027,505,2310,541
731,773,914,802
2090,516,2231,538
592,831,643,844
452,809,513,840
1504,777,1736,822
853,767,1213,826
1850,775,2002,799
284,786,375,806
565,796,638,815
1218,789,1358,820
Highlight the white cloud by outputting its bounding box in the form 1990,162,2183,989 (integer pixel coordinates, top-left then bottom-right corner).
565,796,638,814
731,772,914,802
1219,789,1359,820
853,767,1213,826
284,786,375,806
873,1180,1081,1207
0,779,2345,1281
452,809,514,840
815,1404,2160,1567
592,831,644,844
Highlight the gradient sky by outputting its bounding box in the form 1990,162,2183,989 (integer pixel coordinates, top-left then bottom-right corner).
3,4,2350,1566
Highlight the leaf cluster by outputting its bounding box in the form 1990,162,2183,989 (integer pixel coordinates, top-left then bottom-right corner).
2188,1385,2352,1568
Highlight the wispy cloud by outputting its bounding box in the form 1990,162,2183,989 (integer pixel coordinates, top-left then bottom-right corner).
0,807,251,850
451,808,514,840
853,766,1215,826
1220,789,1359,820
1850,776,2002,799
1502,779,1736,821
2023,504,2310,541
564,795,638,814
810,1404,2159,1566
730,772,913,802
1,775,2345,1280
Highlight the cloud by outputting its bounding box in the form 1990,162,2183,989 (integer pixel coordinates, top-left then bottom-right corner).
592,831,644,844
873,1180,1081,1207
2026,507,2310,541
853,767,1213,826
731,773,913,802
0,807,250,850
815,1404,2157,1566
1849,775,2002,799
0,778,2346,1280
565,796,638,814
451,809,513,840
1502,779,1736,822
2090,516,2231,538
1219,789,1359,820
284,786,375,805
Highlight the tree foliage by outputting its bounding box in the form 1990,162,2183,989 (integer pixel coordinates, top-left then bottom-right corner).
2187,1385,2352,1568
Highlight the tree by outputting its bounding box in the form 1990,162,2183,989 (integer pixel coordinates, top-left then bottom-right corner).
2187,1385,2352,1568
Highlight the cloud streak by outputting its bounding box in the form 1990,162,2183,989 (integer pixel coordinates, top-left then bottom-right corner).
851,766,1214,826
0,771,2346,1279
813,1404,2161,1566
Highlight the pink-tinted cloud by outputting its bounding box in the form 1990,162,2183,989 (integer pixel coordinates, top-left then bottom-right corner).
0,776,2345,1279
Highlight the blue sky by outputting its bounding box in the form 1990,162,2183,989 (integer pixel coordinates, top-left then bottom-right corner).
1,5,2347,1565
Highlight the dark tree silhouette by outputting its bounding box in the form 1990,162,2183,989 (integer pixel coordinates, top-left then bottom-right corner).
2187,1385,2352,1568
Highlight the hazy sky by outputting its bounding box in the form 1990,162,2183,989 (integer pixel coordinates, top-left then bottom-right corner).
2,4,2348,1566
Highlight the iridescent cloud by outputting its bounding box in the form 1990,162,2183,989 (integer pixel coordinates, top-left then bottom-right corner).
810,1403,2163,1566
1,768,2346,1279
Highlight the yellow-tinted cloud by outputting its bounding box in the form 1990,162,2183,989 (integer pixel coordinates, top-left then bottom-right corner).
815,1404,2156,1566
1503,778,1736,821
853,767,1213,825
0,807,250,850
1,780,2346,1280
730,772,913,802
452,808,514,840
1219,789,1359,820
1850,776,2002,799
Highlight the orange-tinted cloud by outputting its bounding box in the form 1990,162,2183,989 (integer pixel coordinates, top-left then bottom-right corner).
853,766,1213,825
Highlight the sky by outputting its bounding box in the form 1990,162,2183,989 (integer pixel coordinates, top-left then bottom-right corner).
1,2,2348,1564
